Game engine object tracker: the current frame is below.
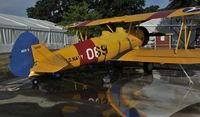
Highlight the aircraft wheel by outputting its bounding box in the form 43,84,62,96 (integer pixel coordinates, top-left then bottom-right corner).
32,78,39,89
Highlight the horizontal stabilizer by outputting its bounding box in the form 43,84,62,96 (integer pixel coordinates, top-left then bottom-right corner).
116,48,200,64
31,43,68,73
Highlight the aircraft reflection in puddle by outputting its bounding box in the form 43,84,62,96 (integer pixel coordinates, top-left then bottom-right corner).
108,70,200,117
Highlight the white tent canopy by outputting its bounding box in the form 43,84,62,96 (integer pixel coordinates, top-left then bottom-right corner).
0,13,77,53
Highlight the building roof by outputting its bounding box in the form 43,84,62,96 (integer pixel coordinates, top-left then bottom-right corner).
0,13,64,32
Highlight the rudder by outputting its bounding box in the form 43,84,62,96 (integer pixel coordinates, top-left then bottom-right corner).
9,32,39,77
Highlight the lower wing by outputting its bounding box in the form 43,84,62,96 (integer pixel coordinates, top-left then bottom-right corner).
115,48,200,64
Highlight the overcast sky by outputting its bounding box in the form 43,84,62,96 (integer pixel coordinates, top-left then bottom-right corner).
146,0,169,8
0,0,37,16
0,0,170,17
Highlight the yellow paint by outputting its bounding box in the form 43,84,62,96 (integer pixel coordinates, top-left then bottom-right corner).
186,20,193,49
175,16,194,52
29,26,144,78
169,7,200,17
128,23,132,36
76,30,78,38
28,71,40,77
30,6,200,77
55,46,80,69
184,16,187,49
175,17,184,54
30,43,68,75
85,30,87,40
92,27,140,62
79,31,84,41
30,23,200,78
106,25,114,32
119,48,200,64
127,29,143,49
30,23,200,77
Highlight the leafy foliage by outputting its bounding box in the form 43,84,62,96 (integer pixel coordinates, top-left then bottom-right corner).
144,5,160,12
27,0,160,23
27,0,160,36
60,2,102,25
27,0,80,23
166,0,200,9
60,1,102,37
95,0,145,18
27,0,62,22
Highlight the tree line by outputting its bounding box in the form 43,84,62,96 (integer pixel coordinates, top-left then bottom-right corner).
27,0,159,24
26,0,200,36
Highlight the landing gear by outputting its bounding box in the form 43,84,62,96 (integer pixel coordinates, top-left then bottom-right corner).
32,78,39,89
143,63,153,74
32,78,39,85
30,73,64,89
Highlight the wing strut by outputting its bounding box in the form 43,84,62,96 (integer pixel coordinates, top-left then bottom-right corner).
106,24,114,32
186,19,193,48
175,16,193,53
128,22,132,36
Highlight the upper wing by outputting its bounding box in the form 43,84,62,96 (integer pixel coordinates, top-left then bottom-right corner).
30,43,68,73
67,6,200,28
116,48,200,64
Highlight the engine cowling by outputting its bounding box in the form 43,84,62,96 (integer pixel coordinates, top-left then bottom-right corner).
134,26,150,46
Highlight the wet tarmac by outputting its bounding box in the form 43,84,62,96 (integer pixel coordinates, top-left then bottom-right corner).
1,53,200,117
1,69,200,117
0,78,118,117
108,70,200,117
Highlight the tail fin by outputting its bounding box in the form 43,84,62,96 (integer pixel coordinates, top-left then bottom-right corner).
9,32,39,77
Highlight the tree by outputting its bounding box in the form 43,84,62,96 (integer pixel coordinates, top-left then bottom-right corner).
60,1,102,37
27,0,70,23
59,0,160,37
166,0,200,9
27,0,160,37
60,2,102,25
27,0,159,23
95,0,146,18
144,5,160,13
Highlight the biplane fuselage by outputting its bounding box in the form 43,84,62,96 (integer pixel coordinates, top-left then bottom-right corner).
55,28,142,68
28,27,144,77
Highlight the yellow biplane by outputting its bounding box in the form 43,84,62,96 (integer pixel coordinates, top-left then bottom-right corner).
9,6,200,86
